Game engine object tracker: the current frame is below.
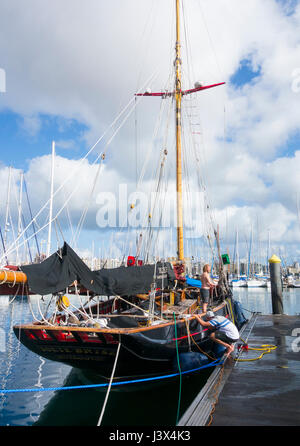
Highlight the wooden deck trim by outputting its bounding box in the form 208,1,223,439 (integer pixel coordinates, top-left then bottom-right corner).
14,301,227,335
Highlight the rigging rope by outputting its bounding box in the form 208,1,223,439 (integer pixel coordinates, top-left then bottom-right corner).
111,293,167,323
71,157,105,246
0,70,160,264
141,99,174,260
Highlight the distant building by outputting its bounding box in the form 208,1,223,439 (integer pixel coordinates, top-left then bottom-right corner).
287,263,300,275
82,257,122,270
34,253,46,263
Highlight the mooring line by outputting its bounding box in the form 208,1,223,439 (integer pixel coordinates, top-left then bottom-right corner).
97,341,121,426
0,359,224,395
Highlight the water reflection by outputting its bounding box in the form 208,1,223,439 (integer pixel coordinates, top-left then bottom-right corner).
232,287,300,315
34,367,212,426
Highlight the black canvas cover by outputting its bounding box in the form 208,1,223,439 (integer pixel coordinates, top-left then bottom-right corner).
21,242,175,296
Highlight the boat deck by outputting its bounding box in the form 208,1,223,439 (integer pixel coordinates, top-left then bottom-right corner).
178,313,300,426
163,299,198,318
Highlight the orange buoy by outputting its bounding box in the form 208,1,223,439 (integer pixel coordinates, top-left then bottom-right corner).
0,269,27,285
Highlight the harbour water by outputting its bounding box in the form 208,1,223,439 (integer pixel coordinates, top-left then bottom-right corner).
0,288,299,426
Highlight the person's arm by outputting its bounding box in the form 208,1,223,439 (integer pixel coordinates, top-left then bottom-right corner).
208,276,218,287
194,314,213,328
203,272,217,287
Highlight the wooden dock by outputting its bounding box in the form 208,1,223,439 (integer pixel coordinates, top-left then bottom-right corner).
178,313,300,426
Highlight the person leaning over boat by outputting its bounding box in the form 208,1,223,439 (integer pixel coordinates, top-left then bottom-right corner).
200,264,218,313
195,311,239,357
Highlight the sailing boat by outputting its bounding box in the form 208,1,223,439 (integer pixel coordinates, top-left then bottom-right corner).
1,1,243,381
245,227,267,288
230,228,246,287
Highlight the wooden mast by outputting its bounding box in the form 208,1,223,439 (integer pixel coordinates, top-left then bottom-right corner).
175,0,184,261
135,1,225,263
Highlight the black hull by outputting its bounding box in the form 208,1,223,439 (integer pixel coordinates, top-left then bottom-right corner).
13,331,215,381
13,302,231,381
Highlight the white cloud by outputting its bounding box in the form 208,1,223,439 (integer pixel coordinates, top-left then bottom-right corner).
20,115,42,136
0,0,300,260
264,151,300,210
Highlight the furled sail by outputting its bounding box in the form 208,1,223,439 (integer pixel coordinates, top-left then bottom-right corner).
20,242,175,296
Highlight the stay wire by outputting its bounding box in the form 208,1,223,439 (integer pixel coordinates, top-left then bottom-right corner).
0,70,159,264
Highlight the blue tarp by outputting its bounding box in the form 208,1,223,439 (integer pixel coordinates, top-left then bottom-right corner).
186,276,202,288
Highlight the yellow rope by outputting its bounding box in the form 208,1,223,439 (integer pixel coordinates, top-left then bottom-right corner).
235,342,277,362
225,301,277,362
226,298,235,325
184,318,216,361
206,337,277,426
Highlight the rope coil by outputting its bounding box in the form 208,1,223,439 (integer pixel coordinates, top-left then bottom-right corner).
235,340,277,362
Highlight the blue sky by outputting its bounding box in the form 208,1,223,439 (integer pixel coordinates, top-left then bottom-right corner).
230,58,261,88
0,56,270,170
0,111,88,169
276,0,298,15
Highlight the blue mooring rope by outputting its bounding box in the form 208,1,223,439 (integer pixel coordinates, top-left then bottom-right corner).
0,358,224,394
